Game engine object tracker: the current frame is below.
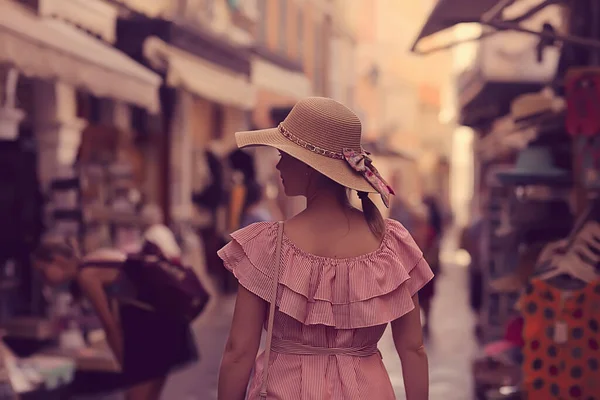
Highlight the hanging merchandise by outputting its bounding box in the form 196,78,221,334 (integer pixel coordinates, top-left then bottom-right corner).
496,146,571,187
518,279,600,399
495,198,513,237
566,68,600,137
490,196,573,294
566,68,600,189
574,136,600,190
533,197,600,287
520,198,600,399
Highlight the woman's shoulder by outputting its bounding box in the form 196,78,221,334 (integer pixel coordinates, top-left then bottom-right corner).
384,218,417,243
229,221,280,244
226,219,419,258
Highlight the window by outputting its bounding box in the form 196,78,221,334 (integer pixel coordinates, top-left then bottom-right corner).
297,7,304,61
257,0,267,43
278,0,288,52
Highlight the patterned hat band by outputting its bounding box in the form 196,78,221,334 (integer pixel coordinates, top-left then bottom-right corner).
278,124,396,207
278,124,349,160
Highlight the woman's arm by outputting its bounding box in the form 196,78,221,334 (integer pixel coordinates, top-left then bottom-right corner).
77,268,124,366
391,295,429,400
219,285,267,400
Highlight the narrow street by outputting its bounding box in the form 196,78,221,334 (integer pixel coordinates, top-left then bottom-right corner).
161,255,480,399
382,262,480,400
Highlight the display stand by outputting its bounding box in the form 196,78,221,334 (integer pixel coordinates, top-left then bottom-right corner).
479,166,521,343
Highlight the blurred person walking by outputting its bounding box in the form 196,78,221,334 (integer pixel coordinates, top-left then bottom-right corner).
239,181,275,228
460,197,487,338
32,204,199,400
217,98,433,400
420,195,443,335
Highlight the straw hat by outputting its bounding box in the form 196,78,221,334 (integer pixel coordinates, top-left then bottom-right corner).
235,97,395,206
510,89,563,122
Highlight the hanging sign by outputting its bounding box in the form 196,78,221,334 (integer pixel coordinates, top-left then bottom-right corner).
566,68,600,189
566,68,600,137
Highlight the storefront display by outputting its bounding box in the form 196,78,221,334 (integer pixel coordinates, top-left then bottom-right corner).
423,2,600,396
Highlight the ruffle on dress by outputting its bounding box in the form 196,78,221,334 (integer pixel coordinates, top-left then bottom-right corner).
217,219,434,329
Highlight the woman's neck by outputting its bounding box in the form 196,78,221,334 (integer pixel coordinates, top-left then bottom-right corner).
305,188,348,214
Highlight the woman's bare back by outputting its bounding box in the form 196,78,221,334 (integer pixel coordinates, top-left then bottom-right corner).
284,208,383,260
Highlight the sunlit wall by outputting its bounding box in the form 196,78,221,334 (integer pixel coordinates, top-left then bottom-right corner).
443,23,482,227
450,126,475,227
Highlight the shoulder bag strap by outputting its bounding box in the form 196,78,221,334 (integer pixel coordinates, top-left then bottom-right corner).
259,221,284,399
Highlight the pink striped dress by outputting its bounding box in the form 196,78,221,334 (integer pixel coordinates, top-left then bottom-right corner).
218,219,434,399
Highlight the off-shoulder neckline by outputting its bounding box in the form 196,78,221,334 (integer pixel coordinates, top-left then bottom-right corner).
279,219,392,262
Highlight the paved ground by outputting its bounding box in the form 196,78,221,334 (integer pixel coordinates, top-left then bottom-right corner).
160,259,481,400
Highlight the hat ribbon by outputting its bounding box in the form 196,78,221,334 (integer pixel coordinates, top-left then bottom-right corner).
342,148,395,208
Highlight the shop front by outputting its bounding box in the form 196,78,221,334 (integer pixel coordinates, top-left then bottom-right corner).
117,17,255,228
0,0,161,396
116,10,257,294
414,0,600,399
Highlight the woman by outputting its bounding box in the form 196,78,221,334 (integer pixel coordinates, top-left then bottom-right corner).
218,97,433,400
32,212,197,400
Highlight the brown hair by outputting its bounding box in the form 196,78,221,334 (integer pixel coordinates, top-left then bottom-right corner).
358,191,385,239
32,240,77,264
319,174,386,240
31,236,81,270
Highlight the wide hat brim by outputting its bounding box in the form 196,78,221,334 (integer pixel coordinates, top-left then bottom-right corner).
235,128,376,193
496,169,572,186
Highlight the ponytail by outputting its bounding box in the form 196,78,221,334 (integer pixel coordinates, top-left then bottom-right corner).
358,191,385,239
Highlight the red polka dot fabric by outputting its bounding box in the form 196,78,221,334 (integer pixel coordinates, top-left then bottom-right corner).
518,279,600,399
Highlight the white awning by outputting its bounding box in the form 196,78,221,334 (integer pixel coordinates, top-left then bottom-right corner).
412,0,501,50
0,1,161,113
111,0,171,18
143,36,256,110
250,57,312,99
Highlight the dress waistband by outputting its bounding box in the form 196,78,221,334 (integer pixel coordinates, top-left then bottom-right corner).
271,338,381,358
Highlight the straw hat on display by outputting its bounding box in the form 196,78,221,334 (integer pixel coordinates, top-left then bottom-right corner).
510,88,564,123
235,97,395,206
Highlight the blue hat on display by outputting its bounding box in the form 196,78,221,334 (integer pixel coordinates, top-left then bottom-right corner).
496,146,571,186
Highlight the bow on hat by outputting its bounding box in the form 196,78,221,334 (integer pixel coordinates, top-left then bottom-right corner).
342,148,395,207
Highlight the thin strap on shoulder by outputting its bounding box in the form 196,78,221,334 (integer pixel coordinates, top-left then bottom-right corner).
260,221,284,399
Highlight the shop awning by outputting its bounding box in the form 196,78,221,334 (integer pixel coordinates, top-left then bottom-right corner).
411,0,501,53
111,0,170,18
0,1,161,113
143,36,256,110
413,0,600,55
250,56,312,99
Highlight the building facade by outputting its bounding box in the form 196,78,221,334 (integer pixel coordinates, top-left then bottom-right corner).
348,0,454,205
329,0,357,108
251,0,344,218
115,0,257,229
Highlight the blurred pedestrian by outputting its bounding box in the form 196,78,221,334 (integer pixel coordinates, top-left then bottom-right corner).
217,98,432,400
32,205,198,400
420,195,443,335
240,181,274,228
461,196,487,338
